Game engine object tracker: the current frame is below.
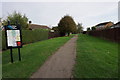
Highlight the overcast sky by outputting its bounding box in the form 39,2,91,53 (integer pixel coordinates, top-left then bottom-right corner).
1,1,119,30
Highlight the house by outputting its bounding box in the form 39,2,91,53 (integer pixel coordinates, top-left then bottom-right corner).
111,22,120,28
29,24,51,30
95,21,114,30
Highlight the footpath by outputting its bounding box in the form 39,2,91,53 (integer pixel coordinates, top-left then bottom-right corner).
31,35,78,78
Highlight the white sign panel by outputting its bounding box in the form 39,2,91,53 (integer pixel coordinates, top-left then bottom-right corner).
7,30,21,47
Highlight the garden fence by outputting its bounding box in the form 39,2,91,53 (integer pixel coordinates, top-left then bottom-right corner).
88,27,120,43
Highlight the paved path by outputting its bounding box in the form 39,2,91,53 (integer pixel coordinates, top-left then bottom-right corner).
31,35,78,78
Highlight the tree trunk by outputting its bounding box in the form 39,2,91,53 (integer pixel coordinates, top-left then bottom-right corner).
68,33,70,36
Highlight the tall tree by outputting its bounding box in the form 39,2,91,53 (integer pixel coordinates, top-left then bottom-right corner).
2,11,29,29
77,23,83,33
58,15,77,36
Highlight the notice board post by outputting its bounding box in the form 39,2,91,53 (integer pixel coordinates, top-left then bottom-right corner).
5,21,22,63
10,48,13,63
18,48,21,61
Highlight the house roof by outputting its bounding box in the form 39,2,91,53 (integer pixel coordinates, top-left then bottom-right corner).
29,24,51,30
95,21,114,27
114,21,120,25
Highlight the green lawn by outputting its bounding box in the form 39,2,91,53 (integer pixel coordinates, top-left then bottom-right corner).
2,35,73,78
74,34,118,78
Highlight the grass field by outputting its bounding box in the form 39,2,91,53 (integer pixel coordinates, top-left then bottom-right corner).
74,34,118,78
2,35,73,78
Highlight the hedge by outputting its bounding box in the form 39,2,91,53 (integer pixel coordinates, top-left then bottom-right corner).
48,31,60,39
0,31,2,50
1,29,49,50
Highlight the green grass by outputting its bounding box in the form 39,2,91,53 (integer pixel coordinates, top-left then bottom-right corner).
0,54,1,79
74,34,118,78
2,35,73,78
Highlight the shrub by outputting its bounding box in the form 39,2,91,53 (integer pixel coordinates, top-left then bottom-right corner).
91,26,96,30
87,27,91,31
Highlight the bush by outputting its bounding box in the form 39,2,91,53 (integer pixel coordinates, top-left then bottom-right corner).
82,31,87,34
0,31,2,50
87,27,91,31
2,29,49,50
2,31,7,50
91,26,96,30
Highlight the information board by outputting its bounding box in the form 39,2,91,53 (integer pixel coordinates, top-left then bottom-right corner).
4,23,22,63
6,30,21,47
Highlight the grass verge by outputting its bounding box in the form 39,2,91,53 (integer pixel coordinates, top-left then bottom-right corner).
74,34,118,78
2,35,73,78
